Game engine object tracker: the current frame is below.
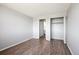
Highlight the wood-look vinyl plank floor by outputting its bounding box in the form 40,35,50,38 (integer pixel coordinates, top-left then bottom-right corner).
0,37,71,55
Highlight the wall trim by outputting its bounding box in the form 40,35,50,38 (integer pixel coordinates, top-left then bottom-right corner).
67,43,74,55
64,16,67,44
0,37,32,52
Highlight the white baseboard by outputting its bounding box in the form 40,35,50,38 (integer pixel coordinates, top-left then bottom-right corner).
67,44,74,55
0,37,32,51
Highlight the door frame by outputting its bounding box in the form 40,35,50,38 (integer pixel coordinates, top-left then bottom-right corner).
50,17,66,44
39,19,46,38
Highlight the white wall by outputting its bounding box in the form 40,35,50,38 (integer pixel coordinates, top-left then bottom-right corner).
39,20,44,37
33,18,39,39
44,20,46,35
0,5,33,50
67,4,79,54
51,18,64,40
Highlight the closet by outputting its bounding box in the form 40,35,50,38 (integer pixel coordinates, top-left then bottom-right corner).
51,17,64,40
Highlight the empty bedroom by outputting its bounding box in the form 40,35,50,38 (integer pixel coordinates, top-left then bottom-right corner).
0,3,79,55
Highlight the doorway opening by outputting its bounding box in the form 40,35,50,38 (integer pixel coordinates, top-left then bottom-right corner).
39,19,46,38
51,17,64,41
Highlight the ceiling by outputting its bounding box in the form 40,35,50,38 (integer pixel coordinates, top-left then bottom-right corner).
3,3,71,18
